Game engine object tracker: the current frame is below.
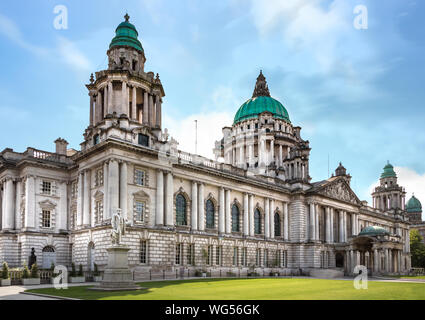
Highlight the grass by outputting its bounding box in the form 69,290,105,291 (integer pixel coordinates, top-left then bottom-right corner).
27,278,425,300
389,275,425,280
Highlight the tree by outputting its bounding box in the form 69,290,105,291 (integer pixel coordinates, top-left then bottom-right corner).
410,229,425,268
30,263,40,279
1,262,9,280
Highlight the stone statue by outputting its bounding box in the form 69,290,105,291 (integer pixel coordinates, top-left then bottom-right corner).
28,248,37,269
111,209,127,245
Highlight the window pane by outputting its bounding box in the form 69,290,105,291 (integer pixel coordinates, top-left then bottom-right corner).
274,212,281,237
138,134,149,147
231,205,240,232
206,200,215,229
176,195,187,226
254,209,261,234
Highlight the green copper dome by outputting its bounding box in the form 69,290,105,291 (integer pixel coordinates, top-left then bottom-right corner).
358,226,390,237
380,162,396,179
406,195,422,213
234,96,290,125
109,14,144,52
233,71,290,125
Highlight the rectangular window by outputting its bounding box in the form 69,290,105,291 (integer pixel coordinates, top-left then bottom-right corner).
71,181,78,198
134,169,145,186
264,249,268,267
140,240,147,264
242,248,248,267
134,200,145,222
216,246,222,266
175,243,182,265
256,249,261,267
207,246,213,265
138,134,149,147
93,134,100,146
187,244,194,266
42,210,51,228
233,247,239,266
94,200,103,224
41,181,51,195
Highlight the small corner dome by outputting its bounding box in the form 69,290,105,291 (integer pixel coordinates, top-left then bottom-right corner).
233,71,290,125
381,161,396,179
109,14,144,52
406,195,422,213
358,226,390,237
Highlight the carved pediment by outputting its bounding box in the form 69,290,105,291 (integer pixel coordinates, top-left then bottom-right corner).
93,190,104,199
133,190,150,199
317,179,360,205
39,199,56,209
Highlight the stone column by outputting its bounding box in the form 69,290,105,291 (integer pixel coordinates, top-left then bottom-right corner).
108,159,119,217
165,172,174,226
279,145,283,167
389,250,393,273
350,250,354,274
330,208,334,243
89,93,94,126
264,198,270,238
103,162,109,220
3,178,15,230
270,140,274,164
156,170,164,225
325,207,331,243
309,203,315,241
58,181,67,231
343,211,347,242
149,94,155,127
374,249,379,273
96,92,103,123
225,189,231,234
121,81,127,115
198,183,205,231
77,172,84,226
315,204,319,241
397,250,401,274
14,180,21,230
339,211,344,243
108,82,113,114
385,248,389,273
270,200,275,239
120,162,128,220
351,213,356,236
219,188,225,233
24,176,35,229
191,181,198,230
132,86,137,120
243,193,249,236
83,170,91,227
249,194,254,236
284,202,289,241
156,95,162,128
143,91,149,125
356,251,361,268
103,86,108,117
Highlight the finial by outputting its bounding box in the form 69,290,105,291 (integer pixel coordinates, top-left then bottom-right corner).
124,13,130,22
252,70,270,98
90,73,94,84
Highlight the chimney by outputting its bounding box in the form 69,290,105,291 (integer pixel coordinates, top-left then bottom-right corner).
55,138,69,155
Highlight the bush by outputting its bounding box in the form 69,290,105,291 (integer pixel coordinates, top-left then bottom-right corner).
1,262,9,280
30,263,39,279
78,264,83,277
50,262,55,272
70,263,76,277
22,264,30,279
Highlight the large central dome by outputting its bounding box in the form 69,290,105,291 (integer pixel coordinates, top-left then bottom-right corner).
234,71,290,125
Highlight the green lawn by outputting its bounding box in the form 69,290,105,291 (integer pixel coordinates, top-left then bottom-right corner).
26,278,425,300
389,275,425,280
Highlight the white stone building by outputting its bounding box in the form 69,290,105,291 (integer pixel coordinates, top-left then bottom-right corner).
0,16,412,277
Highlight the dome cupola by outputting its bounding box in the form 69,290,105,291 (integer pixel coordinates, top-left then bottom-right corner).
233,71,290,125
406,195,422,213
358,226,390,237
109,14,144,53
381,161,397,179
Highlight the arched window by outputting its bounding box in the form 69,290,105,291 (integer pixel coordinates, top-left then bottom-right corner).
206,199,215,229
274,212,281,237
231,204,240,232
42,246,56,269
176,194,187,226
254,209,261,234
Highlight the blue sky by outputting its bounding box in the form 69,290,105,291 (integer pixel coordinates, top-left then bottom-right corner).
0,0,424,215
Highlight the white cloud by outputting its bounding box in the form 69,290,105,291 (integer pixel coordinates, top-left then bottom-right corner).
367,166,425,220
163,85,238,159
57,37,92,72
0,13,48,56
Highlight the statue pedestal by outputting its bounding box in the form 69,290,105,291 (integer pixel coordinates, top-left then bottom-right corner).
90,246,140,291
